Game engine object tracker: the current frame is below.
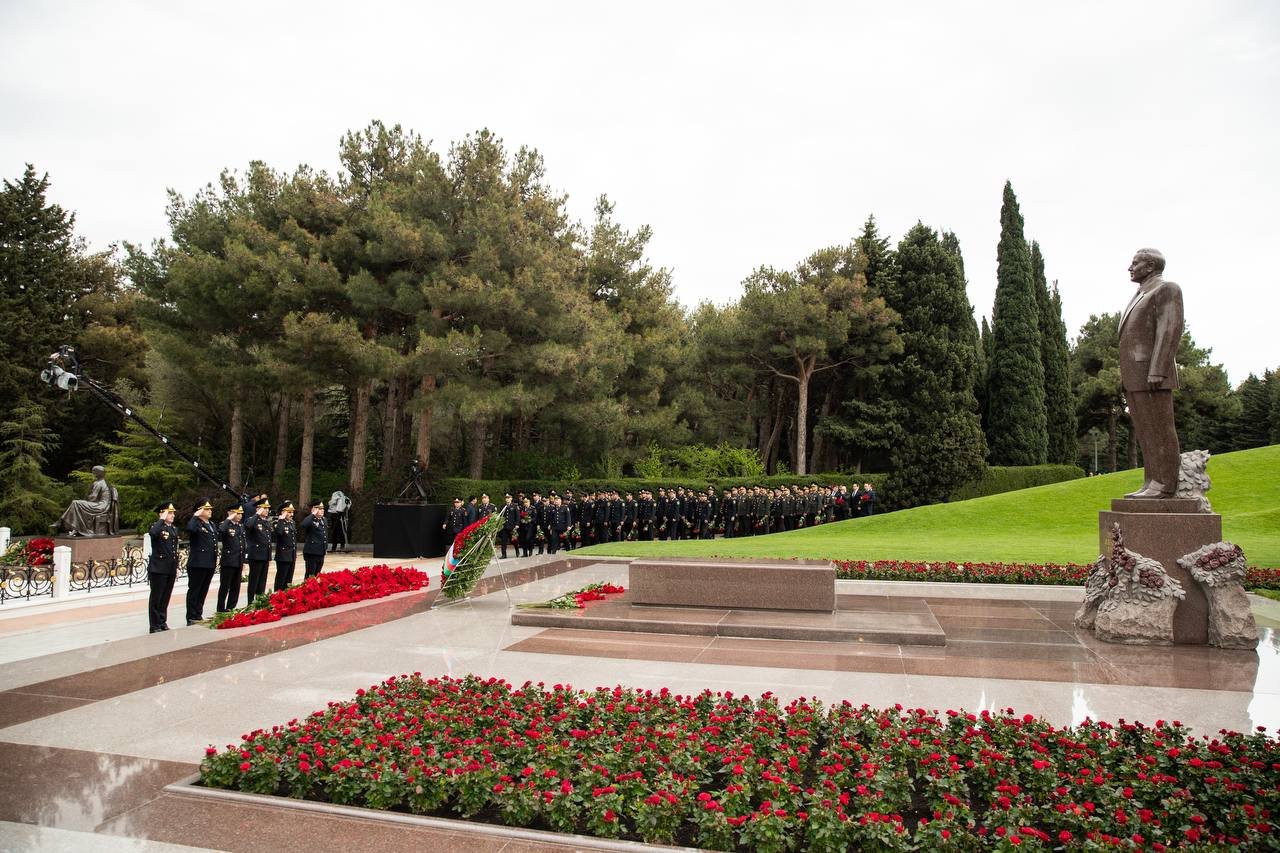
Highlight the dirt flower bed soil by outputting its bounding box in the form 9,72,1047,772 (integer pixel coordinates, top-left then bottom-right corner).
200,674,1279,850
835,560,1280,590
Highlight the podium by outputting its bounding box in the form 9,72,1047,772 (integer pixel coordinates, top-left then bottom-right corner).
373,503,447,558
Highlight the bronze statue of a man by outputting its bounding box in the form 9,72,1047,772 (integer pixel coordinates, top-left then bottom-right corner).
54,465,120,536
1119,248,1183,498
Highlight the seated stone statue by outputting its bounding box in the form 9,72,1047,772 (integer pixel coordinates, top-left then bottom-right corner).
54,465,120,536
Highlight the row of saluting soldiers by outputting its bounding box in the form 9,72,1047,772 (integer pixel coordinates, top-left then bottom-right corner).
443,483,878,558
143,496,329,634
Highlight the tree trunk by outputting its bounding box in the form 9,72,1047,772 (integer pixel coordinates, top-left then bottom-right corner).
298,388,316,510
1107,408,1118,473
468,419,486,479
764,388,785,474
793,358,814,476
228,398,244,490
380,377,401,476
349,380,371,491
271,395,290,493
415,374,436,469
809,380,837,474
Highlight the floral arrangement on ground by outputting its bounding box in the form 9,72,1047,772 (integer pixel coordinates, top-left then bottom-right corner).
200,674,1278,850
442,512,504,599
516,582,625,610
835,559,1280,590
210,565,429,629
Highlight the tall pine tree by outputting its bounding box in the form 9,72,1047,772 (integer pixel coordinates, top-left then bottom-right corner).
986,182,1047,465
883,224,987,507
1030,242,1075,463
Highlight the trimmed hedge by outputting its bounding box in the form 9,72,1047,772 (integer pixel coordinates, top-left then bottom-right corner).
948,464,1085,502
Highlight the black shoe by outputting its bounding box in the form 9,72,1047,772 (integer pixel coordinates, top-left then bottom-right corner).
149,627,162,634
187,619,200,626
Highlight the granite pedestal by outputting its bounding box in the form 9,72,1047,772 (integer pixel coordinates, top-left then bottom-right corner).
628,558,836,612
53,535,126,564
1099,498,1219,645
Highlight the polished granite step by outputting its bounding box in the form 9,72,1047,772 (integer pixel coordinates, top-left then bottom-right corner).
511,594,946,645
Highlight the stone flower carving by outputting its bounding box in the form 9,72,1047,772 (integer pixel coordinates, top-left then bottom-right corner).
1174,448,1212,513
1178,541,1257,649
1092,524,1184,645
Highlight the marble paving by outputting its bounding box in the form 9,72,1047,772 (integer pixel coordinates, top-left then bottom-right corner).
0,552,1275,851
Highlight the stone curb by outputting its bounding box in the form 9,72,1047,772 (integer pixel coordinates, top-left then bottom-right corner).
835,578,1084,601
164,774,700,851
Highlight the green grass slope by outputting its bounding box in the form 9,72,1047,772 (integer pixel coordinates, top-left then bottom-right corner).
579,445,1280,566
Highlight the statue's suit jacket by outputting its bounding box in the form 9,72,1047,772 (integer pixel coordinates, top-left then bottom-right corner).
1118,275,1183,393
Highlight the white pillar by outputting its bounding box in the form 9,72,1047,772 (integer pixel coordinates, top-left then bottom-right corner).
0,527,10,555
53,545,71,599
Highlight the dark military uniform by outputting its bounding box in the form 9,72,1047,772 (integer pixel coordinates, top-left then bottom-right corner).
217,511,246,612
273,509,298,591
185,502,218,624
548,502,569,554
499,499,518,558
300,505,328,578
622,496,637,540
636,493,654,540
146,504,179,633
244,499,274,599
517,502,536,557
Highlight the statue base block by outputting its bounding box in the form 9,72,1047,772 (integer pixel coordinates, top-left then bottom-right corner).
54,535,126,564
1099,500,1220,645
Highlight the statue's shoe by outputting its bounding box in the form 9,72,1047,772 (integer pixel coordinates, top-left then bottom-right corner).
1123,485,1152,498
1125,487,1176,499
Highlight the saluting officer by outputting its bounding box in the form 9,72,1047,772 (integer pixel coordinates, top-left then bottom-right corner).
217,504,246,612
300,500,328,578
146,502,179,634
273,501,298,591
244,497,273,599
185,499,218,625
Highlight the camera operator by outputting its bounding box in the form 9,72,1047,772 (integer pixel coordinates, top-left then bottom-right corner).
327,490,351,552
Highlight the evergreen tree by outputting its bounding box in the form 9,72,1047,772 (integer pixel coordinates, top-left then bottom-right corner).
1030,243,1075,463
855,215,892,294
0,402,67,534
986,182,1047,465
882,224,987,508
1231,373,1274,450
1270,369,1280,445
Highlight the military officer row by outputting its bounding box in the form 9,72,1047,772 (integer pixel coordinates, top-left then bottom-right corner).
144,496,329,634
440,482,879,559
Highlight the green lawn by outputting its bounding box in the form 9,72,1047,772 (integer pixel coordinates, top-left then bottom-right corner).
577,445,1280,567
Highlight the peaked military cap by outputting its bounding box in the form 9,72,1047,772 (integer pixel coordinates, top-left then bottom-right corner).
156,502,176,513
195,499,213,512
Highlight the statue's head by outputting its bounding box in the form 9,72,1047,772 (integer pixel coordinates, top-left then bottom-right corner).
91,465,105,478
1128,248,1165,282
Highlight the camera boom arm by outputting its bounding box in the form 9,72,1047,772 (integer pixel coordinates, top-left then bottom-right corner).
43,347,244,504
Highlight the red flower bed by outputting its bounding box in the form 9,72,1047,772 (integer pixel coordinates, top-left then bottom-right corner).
835,559,1280,590
214,565,429,629
1,537,55,567
571,583,625,607
200,675,1279,850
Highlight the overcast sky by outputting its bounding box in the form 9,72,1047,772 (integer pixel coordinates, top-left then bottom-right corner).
3,1,1277,384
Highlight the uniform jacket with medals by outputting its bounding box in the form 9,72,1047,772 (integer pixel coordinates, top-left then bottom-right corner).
186,516,219,571
299,513,328,556
218,518,246,568
244,513,274,561
273,517,297,563
147,519,179,575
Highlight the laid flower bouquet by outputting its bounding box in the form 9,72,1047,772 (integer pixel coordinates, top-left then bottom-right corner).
211,565,429,629
441,511,504,600
517,582,625,610
1,537,55,567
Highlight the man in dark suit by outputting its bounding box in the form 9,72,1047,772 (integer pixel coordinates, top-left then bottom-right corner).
1118,248,1183,499
146,502,179,633
184,498,218,625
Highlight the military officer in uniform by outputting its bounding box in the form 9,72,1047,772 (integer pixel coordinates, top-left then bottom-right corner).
244,497,274,599
516,496,536,557
184,498,218,625
300,500,328,579
443,497,469,541
499,494,518,558
622,492,637,540
637,489,655,540
146,502,179,633
217,504,246,612
273,501,298,590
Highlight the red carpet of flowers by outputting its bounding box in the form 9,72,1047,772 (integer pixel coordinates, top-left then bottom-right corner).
835,559,1280,590
214,566,429,629
200,674,1279,850
1,537,54,567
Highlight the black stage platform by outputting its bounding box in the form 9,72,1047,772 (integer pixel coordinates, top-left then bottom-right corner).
373,502,447,558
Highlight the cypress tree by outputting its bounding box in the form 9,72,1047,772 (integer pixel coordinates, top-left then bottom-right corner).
986,182,1047,465
883,223,987,508
1030,242,1076,463
1270,369,1280,445
1232,373,1273,450
855,214,891,295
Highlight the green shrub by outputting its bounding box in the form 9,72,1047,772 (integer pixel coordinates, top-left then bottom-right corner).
949,464,1086,501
